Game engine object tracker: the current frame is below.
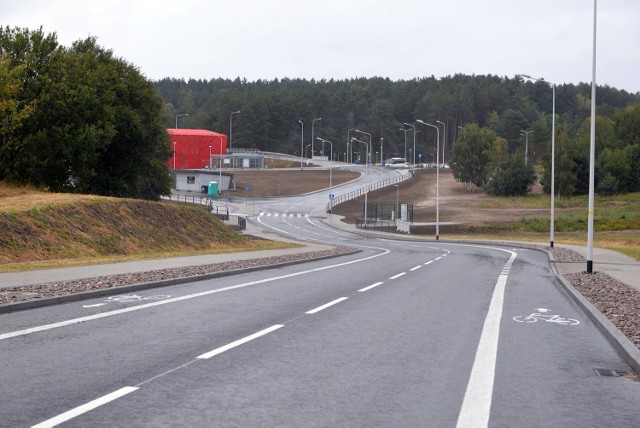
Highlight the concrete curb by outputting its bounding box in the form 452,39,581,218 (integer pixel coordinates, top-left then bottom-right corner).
0,249,360,314
548,252,640,374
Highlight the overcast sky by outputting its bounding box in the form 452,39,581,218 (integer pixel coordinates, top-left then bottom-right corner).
4,0,640,93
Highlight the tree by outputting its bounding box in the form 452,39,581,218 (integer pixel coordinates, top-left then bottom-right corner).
485,151,536,196
450,124,497,189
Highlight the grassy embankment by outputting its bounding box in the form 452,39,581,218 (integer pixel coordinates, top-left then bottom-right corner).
0,182,295,272
455,192,640,260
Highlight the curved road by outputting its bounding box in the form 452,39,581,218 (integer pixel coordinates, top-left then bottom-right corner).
1,165,638,427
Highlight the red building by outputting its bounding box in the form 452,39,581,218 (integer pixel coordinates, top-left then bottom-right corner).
168,129,228,169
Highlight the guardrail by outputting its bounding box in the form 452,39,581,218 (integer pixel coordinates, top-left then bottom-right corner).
160,195,246,230
326,171,412,212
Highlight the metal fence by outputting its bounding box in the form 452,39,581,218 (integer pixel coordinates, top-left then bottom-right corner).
160,195,246,230
326,171,412,213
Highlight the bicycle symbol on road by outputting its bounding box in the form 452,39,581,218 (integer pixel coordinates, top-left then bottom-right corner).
513,308,580,325
83,294,171,308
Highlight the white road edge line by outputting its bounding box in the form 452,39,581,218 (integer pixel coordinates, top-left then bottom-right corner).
32,386,138,428
358,282,383,292
0,248,389,342
456,249,517,428
389,272,406,279
306,297,348,314
197,324,284,360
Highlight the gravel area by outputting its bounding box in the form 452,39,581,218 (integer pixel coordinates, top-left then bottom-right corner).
549,247,640,350
0,247,357,305
1,244,638,352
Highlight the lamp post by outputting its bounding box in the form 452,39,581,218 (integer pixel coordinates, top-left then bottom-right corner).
347,128,356,163
587,0,597,273
352,137,370,227
521,73,556,248
416,120,440,240
317,137,334,211
520,129,533,165
175,113,188,129
305,144,311,158
399,127,410,160
299,120,304,170
355,129,372,165
219,135,224,193
208,145,212,170
436,120,446,166
403,122,416,168
311,117,321,161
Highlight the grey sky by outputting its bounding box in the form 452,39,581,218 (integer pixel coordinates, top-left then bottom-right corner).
4,0,640,93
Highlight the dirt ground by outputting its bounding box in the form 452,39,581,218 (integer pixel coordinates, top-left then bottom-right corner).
229,166,549,227
229,169,360,197
330,168,550,226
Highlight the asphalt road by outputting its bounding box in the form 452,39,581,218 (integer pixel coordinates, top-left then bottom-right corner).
1,165,639,427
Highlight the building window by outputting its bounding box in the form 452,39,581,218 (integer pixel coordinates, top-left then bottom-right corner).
187,176,195,184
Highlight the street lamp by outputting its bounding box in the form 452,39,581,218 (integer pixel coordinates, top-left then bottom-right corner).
403,122,416,168
317,137,334,211
520,73,556,248
299,120,304,170
416,120,440,240
229,111,240,150
399,127,410,160
520,129,533,165
311,117,321,161
208,145,212,170
347,127,356,163
175,113,188,129
587,0,598,273
436,120,446,165
352,137,370,227
354,129,372,165
305,144,311,158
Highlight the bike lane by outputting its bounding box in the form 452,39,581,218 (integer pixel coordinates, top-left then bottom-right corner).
490,247,640,427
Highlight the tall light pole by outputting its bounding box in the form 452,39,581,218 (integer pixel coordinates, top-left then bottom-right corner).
403,122,416,168
355,129,372,165
521,73,556,248
311,117,321,161
587,0,598,273
229,111,240,150
520,130,533,165
436,120,446,165
352,137,370,227
175,113,188,129
208,145,212,170
305,144,311,158
399,127,410,160
380,137,384,165
416,120,440,240
347,127,356,163
317,138,334,211
299,120,304,170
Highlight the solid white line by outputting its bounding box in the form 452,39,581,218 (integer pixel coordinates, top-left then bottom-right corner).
456,251,517,428
389,272,406,279
32,386,138,428
0,248,390,342
197,324,284,359
410,265,422,271
358,282,383,292
306,297,348,314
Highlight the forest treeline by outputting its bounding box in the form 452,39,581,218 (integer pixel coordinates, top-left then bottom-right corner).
155,75,640,196
2,25,639,199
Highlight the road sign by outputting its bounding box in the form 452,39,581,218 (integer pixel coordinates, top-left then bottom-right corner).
244,185,249,191
329,194,334,200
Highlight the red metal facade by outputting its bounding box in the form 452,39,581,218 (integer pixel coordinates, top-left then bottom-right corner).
167,129,228,169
